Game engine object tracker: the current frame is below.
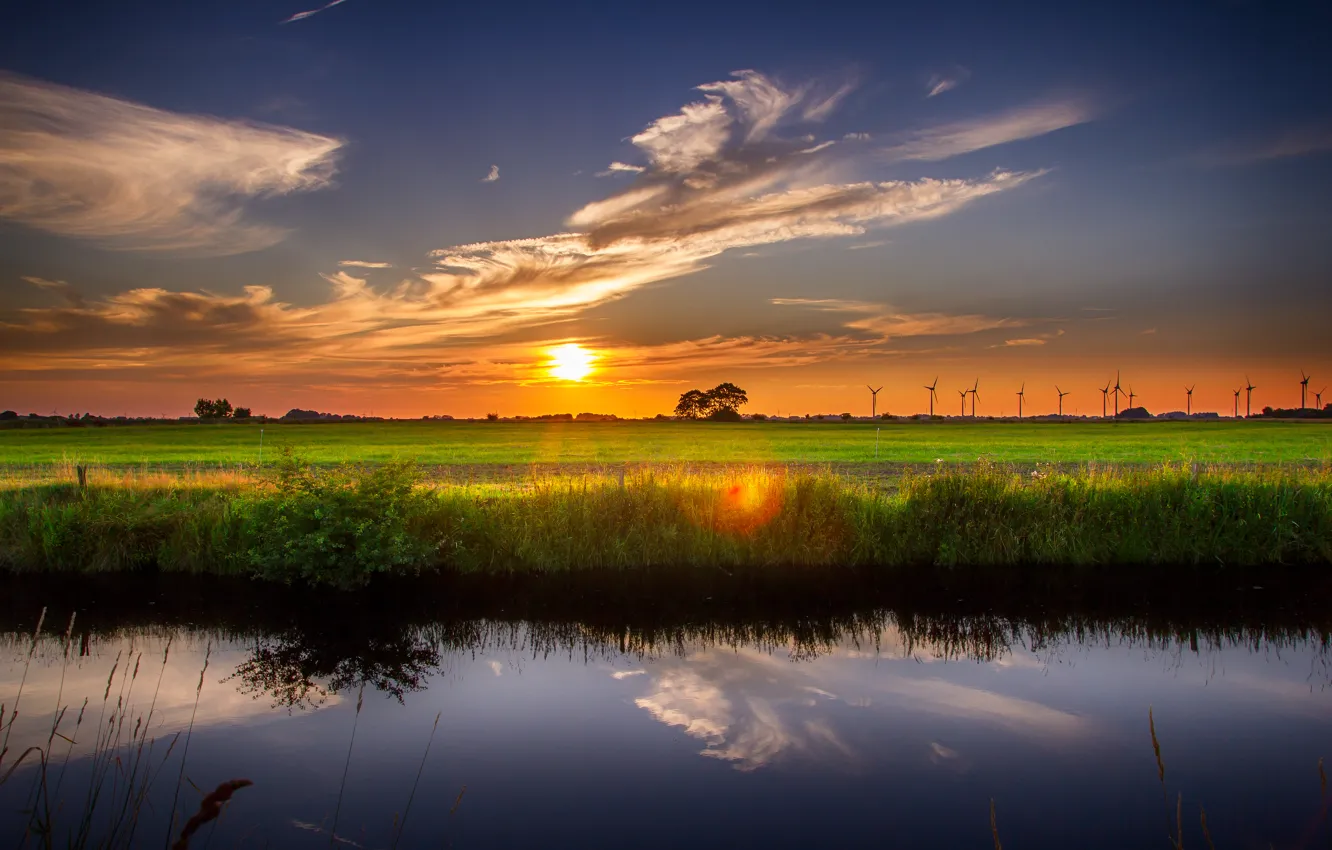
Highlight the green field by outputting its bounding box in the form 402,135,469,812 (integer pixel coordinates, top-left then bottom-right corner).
0,420,1329,466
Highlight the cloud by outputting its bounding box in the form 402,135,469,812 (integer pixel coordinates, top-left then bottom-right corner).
280,0,349,24
773,298,1028,339
3,70,1062,387
1140,328,1157,335
338,260,392,269
22,276,68,291
595,161,646,177
482,165,500,182
1193,128,1332,166
926,67,971,98
798,140,837,154
0,74,343,255
611,670,646,679
880,100,1092,163
21,276,84,307
1002,338,1045,346
847,240,886,250
843,132,871,141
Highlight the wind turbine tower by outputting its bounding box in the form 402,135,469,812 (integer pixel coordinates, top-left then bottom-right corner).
1245,377,1256,418
1016,383,1025,419
1317,387,1326,410
925,377,938,416
868,385,883,419
1232,388,1240,419
970,379,980,417
1300,371,1311,409
1112,372,1124,417
1185,385,1194,416
1057,386,1070,416
958,389,968,417
1099,380,1110,418
1128,386,1136,410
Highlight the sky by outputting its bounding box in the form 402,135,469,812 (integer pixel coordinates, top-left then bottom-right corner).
1,0,1330,418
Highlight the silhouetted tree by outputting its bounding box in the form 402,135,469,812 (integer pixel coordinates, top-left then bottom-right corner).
705,382,748,415
674,389,710,418
233,407,252,419
194,398,234,419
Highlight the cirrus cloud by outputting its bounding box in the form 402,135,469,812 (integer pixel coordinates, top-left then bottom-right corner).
4,70,1070,391
0,74,344,255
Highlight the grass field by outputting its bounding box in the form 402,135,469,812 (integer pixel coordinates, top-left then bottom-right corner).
1,420,1330,467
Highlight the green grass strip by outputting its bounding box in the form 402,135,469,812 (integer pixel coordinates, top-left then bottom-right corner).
1,458,1329,589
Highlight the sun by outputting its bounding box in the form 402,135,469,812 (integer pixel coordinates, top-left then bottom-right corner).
547,343,596,382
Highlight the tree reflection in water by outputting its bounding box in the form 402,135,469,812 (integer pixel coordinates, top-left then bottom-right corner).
1,572,1329,708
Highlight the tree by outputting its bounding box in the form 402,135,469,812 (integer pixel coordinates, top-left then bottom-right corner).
233,407,252,419
674,389,709,419
705,383,748,415
195,398,234,419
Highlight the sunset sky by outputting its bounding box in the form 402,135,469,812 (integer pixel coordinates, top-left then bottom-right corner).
2,0,1330,418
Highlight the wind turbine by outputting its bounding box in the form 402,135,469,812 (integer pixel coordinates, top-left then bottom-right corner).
1185,385,1194,416
1112,371,1124,417
1317,387,1326,410
1099,380,1110,418
1057,386,1070,416
1300,371,1311,409
1245,377,1256,417
868,385,883,419
924,377,939,416
1232,388,1240,418
1016,383,1025,419
958,389,968,417
1128,386,1136,410
970,379,980,417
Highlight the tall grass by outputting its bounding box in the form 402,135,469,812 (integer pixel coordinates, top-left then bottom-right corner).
1,459,1329,589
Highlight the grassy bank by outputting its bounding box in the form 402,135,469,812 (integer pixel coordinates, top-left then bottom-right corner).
0,458,1329,588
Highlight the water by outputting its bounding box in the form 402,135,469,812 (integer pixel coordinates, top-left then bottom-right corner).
1,577,1329,848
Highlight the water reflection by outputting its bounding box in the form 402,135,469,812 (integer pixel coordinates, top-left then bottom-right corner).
1,575,1329,849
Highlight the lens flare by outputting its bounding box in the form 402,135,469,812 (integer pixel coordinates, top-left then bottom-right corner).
547,344,595,382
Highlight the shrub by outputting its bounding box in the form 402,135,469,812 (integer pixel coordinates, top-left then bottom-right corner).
235,452,439,588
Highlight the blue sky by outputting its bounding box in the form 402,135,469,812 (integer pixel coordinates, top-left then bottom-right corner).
1,0,1329,416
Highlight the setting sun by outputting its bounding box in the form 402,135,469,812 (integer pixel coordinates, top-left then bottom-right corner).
548,343,596,382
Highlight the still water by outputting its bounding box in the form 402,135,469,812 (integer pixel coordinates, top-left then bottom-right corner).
1,577,1329,849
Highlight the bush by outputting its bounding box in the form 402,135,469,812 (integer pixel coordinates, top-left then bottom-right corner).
706,408,743,422
235,452,440,588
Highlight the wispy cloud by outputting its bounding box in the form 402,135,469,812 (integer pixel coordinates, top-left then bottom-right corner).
773,297,1027,339
798,140,837,154
21,276,84,307
595,161,647,177
4,70,1063,388
1002,338,1045,346
0,74,342,255
482,165,500,182
881,100,1092,163
925,67,971,98
338,260,392,269
1193,127,1332,166
843,132,871,142
280,0,349,24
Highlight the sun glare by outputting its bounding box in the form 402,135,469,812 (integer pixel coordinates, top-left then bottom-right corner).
548,343,595,382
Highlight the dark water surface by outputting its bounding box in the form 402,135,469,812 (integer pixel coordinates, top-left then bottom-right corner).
1,575,1330,849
